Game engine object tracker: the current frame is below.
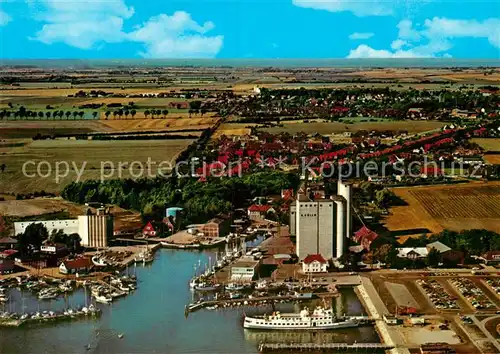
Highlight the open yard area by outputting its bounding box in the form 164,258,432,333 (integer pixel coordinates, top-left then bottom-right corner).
261,121,446,135
384,182,500,240
472,138,500,152
0,138,194,194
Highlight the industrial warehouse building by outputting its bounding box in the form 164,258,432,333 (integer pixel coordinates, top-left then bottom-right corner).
14,208,113,248
290,180,352,260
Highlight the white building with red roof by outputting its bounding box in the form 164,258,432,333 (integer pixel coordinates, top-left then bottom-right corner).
247,204,275,220
302,254,328,273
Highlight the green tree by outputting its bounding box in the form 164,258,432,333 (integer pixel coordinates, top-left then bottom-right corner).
66,233,82,254
426,248,442,267
18,223,48,256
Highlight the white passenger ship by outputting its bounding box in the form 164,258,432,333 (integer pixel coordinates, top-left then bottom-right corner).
243,307,359,330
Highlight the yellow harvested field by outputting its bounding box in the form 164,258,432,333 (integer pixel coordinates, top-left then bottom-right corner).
0,197,86,217
385,182,500,243
213,123,257,137
100,117,218,131
472,138,500,152
484,155,500,164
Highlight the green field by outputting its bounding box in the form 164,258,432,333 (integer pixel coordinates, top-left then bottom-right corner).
0,139,194,194
261,121,447,135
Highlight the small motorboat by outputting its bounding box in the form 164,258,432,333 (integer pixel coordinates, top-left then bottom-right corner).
118,333,124,339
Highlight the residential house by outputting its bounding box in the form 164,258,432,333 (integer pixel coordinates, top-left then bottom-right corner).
0,249,17,274
201,213,232,238
247,204,275,220
397,247,429,259
59,257,92,275
40,243,68,267
302,254,328,273
353,226,379,252
168,101,189,109
426,241,451,254
480,251,500,265
0,237,17,250
407,108,426,119
451,108,477,119
420,166,443,178
142,221,158,238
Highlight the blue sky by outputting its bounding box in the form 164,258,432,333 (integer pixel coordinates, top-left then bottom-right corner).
0,0,499,58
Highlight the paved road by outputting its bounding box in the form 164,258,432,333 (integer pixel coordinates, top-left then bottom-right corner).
471,315,500,352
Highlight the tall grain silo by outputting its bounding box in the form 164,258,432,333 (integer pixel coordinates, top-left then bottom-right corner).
333,197,346,259
337,180,353,239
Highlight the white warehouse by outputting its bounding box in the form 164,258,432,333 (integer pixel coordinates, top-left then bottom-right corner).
14,209,113,248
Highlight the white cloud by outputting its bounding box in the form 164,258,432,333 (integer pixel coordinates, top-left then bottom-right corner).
347,44,426,58
292,0,393,16
349,32,374,40
32,0,134,49
128,12,223,58
423,17,500,48
390,39,407,50
348,17,500,58
0,11,11,26
30,2,223,58
397,19,421,41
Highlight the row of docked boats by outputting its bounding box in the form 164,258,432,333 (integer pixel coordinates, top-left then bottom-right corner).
134,248,155,264
189,237,249,291
0,287,8,303
89,275,137,304
0,305,100,325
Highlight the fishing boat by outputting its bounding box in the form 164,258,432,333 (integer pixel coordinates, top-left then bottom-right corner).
226,283,245,291
134,249,154,264
243,307,359,330
194,282,221,292
92,255,107,267
94,295,112,304
38,288,59,300
255,280,268,290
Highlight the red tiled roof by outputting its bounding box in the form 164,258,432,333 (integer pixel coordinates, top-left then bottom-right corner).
481,251,500,261
420,166,443,175
0,249,18,258
248,204,272,212
303,254,327,264
353,226,379,244
62,257,92,270
143,221,156,232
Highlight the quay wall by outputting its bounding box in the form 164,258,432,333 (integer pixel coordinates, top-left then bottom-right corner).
355,277,410,354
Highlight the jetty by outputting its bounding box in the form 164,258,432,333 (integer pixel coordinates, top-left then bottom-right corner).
0,307,101,328
185,295,305,315
258,342,394,353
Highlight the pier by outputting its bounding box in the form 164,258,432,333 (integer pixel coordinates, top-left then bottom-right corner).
258,342,394,353
185,295,299,314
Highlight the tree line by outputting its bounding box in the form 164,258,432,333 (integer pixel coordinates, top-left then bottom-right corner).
62,171,299,226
